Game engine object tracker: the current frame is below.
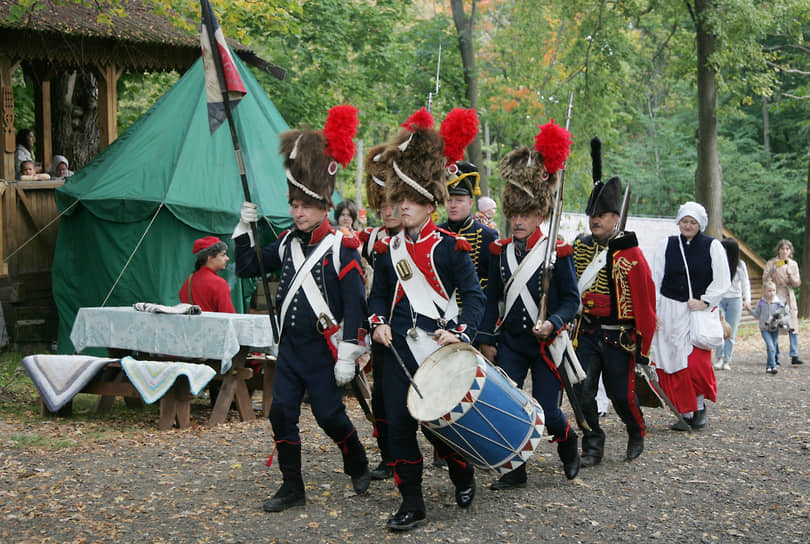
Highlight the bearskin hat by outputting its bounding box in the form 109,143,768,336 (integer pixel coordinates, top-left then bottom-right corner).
499,119,572,218
380,108,448,207
364,143,391,212
280,104,359,208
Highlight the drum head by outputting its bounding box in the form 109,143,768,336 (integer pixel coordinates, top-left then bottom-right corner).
407,343,478,421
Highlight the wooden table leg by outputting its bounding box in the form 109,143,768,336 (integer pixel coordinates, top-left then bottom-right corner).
209,366,254,426
159,377,192,430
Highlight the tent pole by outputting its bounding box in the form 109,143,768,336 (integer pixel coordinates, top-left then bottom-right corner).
202,1,279,346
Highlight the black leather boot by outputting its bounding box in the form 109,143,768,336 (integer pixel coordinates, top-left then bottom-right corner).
336,429,370,494
387,461,427,531
690,407,707,429
580,428,605,468
445,452,476,508
370,417,393,480
626,432,644,461
263,442,306,512
557,429,581,480
792,356,805,365
490,463,527,490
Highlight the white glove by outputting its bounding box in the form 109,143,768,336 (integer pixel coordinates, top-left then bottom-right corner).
232,201,258,245
334,341,365,386
334,358,356,386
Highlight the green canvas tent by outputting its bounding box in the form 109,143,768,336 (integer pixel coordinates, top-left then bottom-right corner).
54,54,291,353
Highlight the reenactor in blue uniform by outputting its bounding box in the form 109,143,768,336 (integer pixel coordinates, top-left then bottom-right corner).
356,144,399,481
478,121,581,488
572,138,657,467
368,108,485,531
438,161,498,292
234,106,371,513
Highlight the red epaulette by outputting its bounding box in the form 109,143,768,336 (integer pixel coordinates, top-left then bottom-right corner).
341,231,361,250
455,237,472,252
490,237,512,256
357,228,372,244
555,239,573,258
373,237,390,254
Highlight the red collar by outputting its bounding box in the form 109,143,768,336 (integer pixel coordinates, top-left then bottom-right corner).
309,218,335,245
406,218,438,243
524,226,544,250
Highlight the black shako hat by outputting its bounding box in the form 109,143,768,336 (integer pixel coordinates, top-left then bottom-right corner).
446,160,481,197
584,137,622,216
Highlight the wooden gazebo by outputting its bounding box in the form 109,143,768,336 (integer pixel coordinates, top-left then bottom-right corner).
0,0,283,345
0,0,284,180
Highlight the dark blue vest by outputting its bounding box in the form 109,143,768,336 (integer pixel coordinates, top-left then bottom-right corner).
660,233,714,302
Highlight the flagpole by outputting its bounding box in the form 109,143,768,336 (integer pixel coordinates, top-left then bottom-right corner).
201,0,279,345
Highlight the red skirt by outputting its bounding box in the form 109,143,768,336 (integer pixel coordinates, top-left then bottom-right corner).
656,347,717,414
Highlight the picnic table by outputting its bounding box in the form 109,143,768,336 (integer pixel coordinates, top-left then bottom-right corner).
68,306,276,428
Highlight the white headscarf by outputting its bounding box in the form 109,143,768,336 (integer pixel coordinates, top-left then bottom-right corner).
676,201,708,232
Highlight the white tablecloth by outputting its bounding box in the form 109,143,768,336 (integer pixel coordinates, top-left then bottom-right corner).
70,307,275,373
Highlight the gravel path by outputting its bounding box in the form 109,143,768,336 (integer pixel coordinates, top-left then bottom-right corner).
2,324,810,543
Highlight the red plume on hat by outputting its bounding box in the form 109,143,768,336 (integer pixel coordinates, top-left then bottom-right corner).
439,108,479,168
534,118,572,174
401,107,434,131
324,104,359,168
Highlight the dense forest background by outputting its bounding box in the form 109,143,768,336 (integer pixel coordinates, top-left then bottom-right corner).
12,0,810,264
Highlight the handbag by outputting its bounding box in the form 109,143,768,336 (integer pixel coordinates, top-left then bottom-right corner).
678,238,724,350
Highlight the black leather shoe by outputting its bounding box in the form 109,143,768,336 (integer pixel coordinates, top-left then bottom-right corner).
455,478,476,508
690,408,707,429
562,454,580,480
580,454,602,468
386,510,427,531
370,461,393,481
626,433,644,461
262,485,305,512
490,465,527,490
670,418,692,431
792,356,805,365
351,468,371,494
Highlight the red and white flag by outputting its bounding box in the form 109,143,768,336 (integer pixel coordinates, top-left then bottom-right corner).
200,0,246,134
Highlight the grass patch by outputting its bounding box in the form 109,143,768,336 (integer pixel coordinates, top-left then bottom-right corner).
7,432,78,449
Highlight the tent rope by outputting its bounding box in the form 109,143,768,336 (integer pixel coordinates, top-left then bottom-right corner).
3,199,79,262
101,202,165,307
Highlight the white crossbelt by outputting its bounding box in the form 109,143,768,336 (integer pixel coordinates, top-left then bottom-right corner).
501,238,549,325
389,230,458,322
577,248,608,313
278,233,339,334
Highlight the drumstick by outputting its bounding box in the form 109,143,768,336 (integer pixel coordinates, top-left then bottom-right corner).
389,342,424,399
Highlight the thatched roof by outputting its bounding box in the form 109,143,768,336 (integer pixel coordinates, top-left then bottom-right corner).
0,0,284,78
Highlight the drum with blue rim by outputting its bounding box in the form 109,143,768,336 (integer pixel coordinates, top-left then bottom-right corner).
407,343,545,474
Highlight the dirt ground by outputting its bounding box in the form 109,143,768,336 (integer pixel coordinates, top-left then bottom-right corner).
2,323,810,544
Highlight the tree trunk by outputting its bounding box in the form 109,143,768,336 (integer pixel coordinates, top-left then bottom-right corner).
799,157,810,318
51,69,99,171
762,95,771,170
693,0,722,239
450,0,486,195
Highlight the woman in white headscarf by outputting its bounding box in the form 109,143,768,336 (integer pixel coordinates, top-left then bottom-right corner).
50,155,74,179
650,202,730,431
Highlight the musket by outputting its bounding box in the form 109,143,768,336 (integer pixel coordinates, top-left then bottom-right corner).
535,91,574,332
530,92,590,431
615,179,632,235
201,1,279,350
426,43,442,113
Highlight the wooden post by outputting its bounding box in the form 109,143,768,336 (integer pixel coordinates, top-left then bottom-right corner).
97,64,121,151
0,54,20,181
30,62,54,173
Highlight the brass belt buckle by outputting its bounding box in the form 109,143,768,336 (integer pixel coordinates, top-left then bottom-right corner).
316,312,336,333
